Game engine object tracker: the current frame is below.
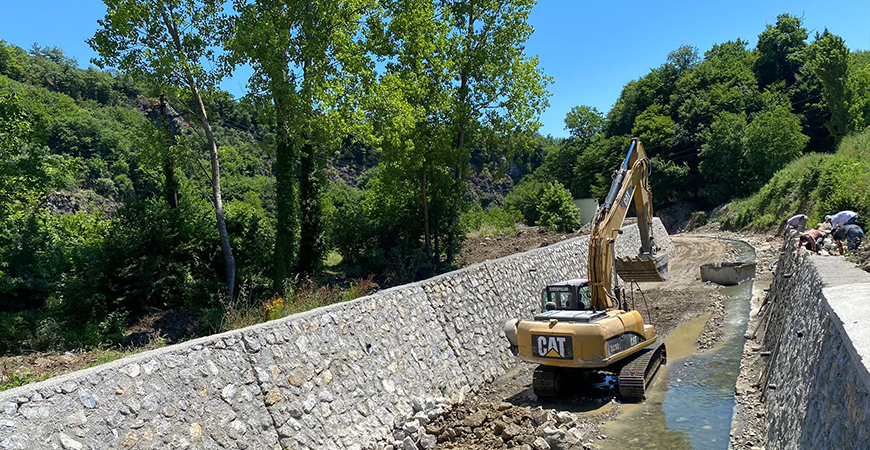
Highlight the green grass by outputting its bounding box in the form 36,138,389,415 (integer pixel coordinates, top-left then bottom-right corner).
218,276,379,332
0,371,54,392
461,204,524,237
88,348,129,367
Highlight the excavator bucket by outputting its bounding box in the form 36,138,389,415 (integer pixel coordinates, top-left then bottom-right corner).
616,253,669,282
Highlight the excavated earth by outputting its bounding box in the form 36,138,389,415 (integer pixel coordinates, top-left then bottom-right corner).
386,227,779,450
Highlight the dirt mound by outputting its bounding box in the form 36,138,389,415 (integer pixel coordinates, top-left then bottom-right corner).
457,227,581,268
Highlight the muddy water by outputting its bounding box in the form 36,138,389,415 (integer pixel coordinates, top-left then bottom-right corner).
599,241,755,450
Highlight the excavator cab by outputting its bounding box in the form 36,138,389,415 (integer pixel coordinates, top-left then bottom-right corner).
541,280,593,311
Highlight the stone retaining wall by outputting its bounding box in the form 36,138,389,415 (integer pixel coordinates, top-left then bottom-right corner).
762,236,870,449
0,219,672,450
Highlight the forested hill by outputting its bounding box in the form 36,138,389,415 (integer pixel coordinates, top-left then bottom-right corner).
506,14,870,229
0,41,282,351
0,41,540,351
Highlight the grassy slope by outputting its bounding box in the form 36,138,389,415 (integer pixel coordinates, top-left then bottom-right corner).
721,127,870,230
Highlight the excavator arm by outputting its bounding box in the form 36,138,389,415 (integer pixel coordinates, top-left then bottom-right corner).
588,138,667,310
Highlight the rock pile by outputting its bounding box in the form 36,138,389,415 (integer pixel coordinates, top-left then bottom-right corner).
383,397,609,450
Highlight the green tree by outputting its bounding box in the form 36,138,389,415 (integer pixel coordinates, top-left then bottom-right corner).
812,30,852,141
229,0,376,283
439,0,551,263
536,182,581,232
0,92,51,222
0,41,24,79
699,100,808,204
631,104,675,149
504,177,549,225
671,39,757,137
743,101,809,191
754,13,809,87
90,0,237,301
370,0,454,266
698,112,748,204
564,105,603,143
667,45,700,72
371,0,549,267
850,52,870,130
571,135,630,200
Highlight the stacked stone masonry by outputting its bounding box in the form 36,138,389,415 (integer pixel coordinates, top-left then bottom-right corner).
0,219,672,450
762,236,870,449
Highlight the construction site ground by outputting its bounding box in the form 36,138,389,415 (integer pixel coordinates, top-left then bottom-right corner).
424,225,780,450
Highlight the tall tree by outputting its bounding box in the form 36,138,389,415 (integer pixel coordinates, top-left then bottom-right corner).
371,0,452,267
698,112,748,204
441,0,551,263
564,105,604,144
812,30,852,141
228,0,376,284
374,0,549,267
0,92,48,222
754,13,809,87
90,0,237,301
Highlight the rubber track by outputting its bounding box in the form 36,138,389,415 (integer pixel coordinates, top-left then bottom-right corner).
618,342,667,401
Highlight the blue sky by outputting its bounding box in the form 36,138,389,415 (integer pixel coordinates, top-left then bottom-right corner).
2,0,868,137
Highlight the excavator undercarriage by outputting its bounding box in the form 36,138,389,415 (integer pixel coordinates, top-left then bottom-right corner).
531,341,667,400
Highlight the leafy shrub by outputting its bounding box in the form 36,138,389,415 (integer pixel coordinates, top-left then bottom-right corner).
536,182,582,232
225,199,275,297
0,309,48,354
504,178,549,225
31,317,64,351
687,211,708,230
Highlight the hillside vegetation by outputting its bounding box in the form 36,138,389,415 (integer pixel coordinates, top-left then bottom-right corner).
721,127,870,230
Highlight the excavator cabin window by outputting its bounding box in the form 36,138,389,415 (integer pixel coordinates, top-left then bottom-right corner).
542,285,593,311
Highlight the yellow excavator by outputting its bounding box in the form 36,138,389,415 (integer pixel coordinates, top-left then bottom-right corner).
504,137,669,401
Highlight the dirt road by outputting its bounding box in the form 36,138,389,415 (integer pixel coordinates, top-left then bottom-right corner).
397,234,741,450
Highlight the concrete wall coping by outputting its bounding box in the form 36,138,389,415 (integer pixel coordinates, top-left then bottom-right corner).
822,284,870,392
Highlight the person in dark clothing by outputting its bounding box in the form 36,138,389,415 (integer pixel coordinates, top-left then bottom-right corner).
831,224,864,254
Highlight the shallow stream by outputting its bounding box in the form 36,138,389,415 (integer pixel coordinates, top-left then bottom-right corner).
599,240,756,449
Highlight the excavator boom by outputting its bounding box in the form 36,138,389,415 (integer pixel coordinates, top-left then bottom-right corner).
588,138,667,310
